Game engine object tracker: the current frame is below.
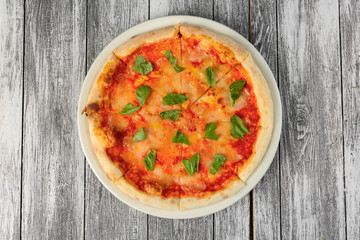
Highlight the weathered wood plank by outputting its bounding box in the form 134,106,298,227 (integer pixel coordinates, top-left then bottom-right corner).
148,1,214,239
150,0,213,19
0,0,23,239
85,1,148,239
21,0,86,239
213,1,251,239
340,0,360,238
278,0,345,239
251,0,281,239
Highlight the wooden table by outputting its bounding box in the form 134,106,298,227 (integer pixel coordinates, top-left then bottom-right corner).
1,0,359,239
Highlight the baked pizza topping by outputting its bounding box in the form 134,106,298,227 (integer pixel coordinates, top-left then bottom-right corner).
229,79,246,106
204,122,219,140
172,130,191,145
143,149,156,171
133,55,154,75
182,153,200,176
206,66,216,87
163,93,189,105
84,24,273,210
160,110,180,121
132,127,146,142
118,103,140,114
230,114,249,139
165,49,185,73
136,85,152,106
210,154,226,175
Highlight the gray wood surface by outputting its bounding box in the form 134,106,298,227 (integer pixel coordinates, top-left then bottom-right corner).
278,0,345,239
340,0,360,238
0,0,23,239
22,0,86,239
0,0,359,239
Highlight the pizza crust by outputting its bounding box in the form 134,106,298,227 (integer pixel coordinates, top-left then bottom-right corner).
241,54,274,128
85,54,125,182
237,126,273,181
113,24,180,60
180,25,249,63
235,55,274,181
115,177,180,210
180,178,245,210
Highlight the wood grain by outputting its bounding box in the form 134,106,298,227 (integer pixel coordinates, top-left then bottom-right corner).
213,1,251,239
340,0,360,238
278,0,345,239
84,1,148,239
150,0,213,19
0,0,23,239
250,0,281,239
148,1,214,239
21,0,86,239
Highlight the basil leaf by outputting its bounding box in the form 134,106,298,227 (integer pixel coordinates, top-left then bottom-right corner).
230,114,249,139
136,85,151,106
182,153,200,176
118,103,140,114
163,93,189,105
206,66,216,87
160,110,180,121
210,154,226,175
143,149,156,171
229,80,246,106
172,130,191,145
132,127,146,142
165,49,185,73
204,122,219,140
133,55,154,75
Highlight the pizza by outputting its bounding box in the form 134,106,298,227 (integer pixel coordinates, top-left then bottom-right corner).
82,24,273,210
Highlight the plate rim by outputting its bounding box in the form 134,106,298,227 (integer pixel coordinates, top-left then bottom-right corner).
77,15,282,219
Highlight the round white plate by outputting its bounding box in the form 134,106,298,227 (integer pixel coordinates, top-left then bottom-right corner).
78,15,282,219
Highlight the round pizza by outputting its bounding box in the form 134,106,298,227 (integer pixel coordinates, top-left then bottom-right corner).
82,24,273,210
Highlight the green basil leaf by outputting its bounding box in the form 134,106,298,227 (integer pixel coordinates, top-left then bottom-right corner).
182,153,200,176
163,93,189,105
229,80,246,106
143,149,156,171
172,130,191,145
132,127,146,142
204,122,219,140
210,154,226,175
206,66,216,87
230,114,249,139
136,85,151,106
165,49,185,73
118,103,140,114
160,110,180,121
133,55,154,75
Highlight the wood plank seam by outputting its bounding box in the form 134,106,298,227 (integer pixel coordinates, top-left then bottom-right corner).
248,1,254,240
337,0,347,239
20,0,26,239
275,0,282,239
83,0,89,239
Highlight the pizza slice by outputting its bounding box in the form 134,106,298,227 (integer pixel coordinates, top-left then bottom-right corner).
178,126,245,210
113,113,182,210
180,25,249,106
113,26,185,116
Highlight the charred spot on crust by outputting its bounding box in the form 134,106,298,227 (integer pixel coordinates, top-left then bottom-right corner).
143,181,163,196
82,102,100,116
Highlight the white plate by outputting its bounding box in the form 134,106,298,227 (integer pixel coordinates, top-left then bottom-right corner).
77,15,282,219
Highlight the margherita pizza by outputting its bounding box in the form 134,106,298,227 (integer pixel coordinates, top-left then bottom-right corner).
82,24,273,210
